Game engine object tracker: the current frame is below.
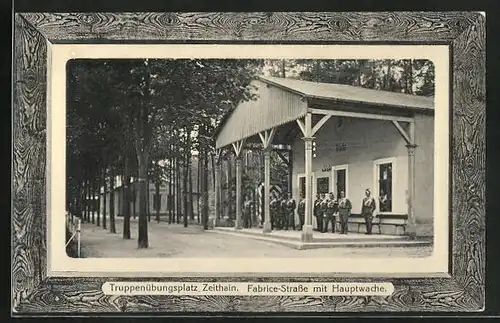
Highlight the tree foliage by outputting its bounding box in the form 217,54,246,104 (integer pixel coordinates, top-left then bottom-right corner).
67,58,263,247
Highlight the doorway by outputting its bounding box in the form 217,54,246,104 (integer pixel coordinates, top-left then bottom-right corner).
332,165,349,199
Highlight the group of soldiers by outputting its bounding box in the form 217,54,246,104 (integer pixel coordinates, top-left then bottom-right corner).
268,192,305,230
313,191,352,234
313,188,377,234
241,187,378,235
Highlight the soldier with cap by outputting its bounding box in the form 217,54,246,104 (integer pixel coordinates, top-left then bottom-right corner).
298,194,306,230
283,192,296,230
313,194,323,231
338,190,352,234
323,192,339,233
278,192,287,230
319,193,329,233
269,192,279,230
361,188,376,234
243,194,253,229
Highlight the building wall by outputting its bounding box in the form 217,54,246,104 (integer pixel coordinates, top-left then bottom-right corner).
413,113,435,236
291,114,434,236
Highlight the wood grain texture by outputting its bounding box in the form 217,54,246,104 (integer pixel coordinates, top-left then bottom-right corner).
11,12,486,314
15,277,479,313
12,14,48,311
451,13,486,310
20,12,480,42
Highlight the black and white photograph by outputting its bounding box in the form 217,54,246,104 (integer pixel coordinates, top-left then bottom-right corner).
65,57,436,259
13,12,485,314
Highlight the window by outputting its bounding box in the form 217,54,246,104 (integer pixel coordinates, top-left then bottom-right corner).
299,176,305,198
332,165,349,199
316,176,330,195
373,158,395,213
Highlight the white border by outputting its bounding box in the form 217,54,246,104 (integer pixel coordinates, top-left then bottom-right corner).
48,44,449,276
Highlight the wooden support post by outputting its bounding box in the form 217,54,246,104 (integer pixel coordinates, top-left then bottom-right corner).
406,121,417,239
263,148,272,233
391,119,417,239
301,113,314,242
288,151,293,194
258,128,276,233
232,141,245,230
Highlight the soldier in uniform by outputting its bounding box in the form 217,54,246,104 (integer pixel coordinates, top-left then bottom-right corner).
284,192,296,230
323,192,338,233
319,193,329,233
298,194,306,230
243,194,253,229
361,188,376,234
278,192,287,230
313,194,322,231
269,192,279,230
338,190,352,234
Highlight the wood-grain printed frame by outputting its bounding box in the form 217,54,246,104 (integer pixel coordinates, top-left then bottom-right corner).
12,12,485,314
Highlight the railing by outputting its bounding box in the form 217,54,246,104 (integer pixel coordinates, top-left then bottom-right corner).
66,213,81,258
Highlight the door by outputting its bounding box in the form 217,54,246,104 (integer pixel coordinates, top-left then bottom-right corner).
332,165,348,199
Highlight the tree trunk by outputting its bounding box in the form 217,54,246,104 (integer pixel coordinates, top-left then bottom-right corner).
386,60,393,91
197,155,201,223
81,179,86,222
96,175,101,227
118,175,123,218
137,152,149,248
408,59,413,94
357,60,363,86
210,152,217,222
155,174,161,223
123,155,131,239
188,161,194,223
147,175,151,222
183,147,189,227
109,175,116,233
200,149,205,228
202,145,209,230
314,61,321,82
89,179,94,224
211,153,216,191
132,184,137,219
173,153,177,224
77,182,83,221
183,129,193,222
176,152,181,224
102,169,107,230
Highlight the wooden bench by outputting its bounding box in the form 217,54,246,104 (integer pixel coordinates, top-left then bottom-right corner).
347,213,408,235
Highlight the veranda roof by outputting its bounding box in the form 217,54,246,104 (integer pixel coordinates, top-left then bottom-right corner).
214,75,434,149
